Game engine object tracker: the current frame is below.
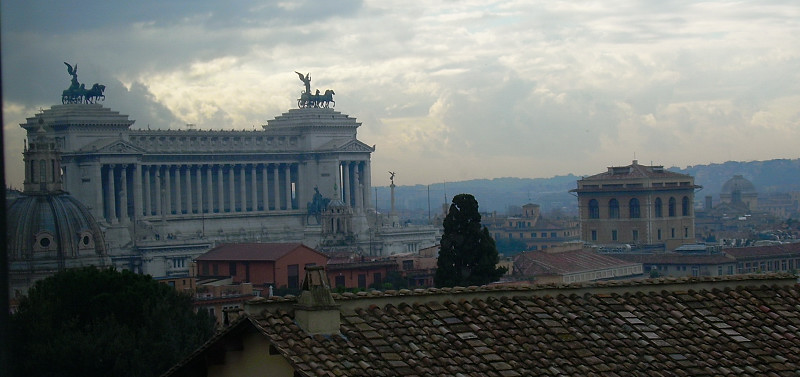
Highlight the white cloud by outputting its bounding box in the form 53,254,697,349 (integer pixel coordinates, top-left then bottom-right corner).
3,0,800,187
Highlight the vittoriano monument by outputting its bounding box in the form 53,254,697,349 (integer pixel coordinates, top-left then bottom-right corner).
295,71,335,109
61,62,106,104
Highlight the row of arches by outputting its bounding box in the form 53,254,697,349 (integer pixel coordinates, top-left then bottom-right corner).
588,196,690,219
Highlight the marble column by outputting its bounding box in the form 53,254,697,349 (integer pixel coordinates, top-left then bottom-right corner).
261,164,269,211
119,164,129,223
206,165,213,213
107,164,117,223
363,161,372,209
184,165,192,214
285,163,293,210
342,161,350,205
144,165,152,216
164,165,172,215
227,164,235,212
249,164,257,212
93,161,103,220
216,165,224,212
154,166,162,216
174,165,182,215
272,164,280,210
133,163,143,218
195,166,203,215
238,164,246,212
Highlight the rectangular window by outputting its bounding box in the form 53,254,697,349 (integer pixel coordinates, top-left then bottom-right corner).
373,272,382,286
358,274,367,289
550,232,557,238
531,233,537,238
229,262,237,276
519,233,524,239
202,263,209,275
718,266,723,276
684,227,689,238
541,233,547,238
611,230,618,241
334,275,345,288
632,230,638,241
402,260,414,270
591,230,597,241
287,264,299,289
213,263,219,275
671,228,675,238
657,229,662,240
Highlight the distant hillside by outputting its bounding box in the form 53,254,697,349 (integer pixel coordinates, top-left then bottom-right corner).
378,158,800,216
669,159,800,195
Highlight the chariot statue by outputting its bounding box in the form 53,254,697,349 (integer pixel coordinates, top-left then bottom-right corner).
295,71,335,108
61,62,106,104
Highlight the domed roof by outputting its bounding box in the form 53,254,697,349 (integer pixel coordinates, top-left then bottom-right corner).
7,192,106,261
720,175,757,195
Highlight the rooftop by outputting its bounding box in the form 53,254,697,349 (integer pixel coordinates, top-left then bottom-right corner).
166,273,800,376
194,243,322,262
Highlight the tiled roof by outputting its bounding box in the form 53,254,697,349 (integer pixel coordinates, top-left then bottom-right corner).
194,243,320,261
724,242,800,259
165,274,800,376
615,253,737,265
515,249,639,276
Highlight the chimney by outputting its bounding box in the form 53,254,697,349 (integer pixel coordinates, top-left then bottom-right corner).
294,266,340,335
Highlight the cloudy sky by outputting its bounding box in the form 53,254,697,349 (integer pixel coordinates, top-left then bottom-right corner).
3,0,799,188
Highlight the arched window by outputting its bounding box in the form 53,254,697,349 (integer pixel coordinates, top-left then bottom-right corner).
654,198,663,218
668,197,676,217
588,199,599,219
609,199,620,219
629,198,641,218
682,196,690,216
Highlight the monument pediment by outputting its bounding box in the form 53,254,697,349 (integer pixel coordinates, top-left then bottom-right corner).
81,138,146,155
335,140,375,153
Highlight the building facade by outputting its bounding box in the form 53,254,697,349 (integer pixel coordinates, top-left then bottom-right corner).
484,203,580,252
16,70,438,279
572,160,701,249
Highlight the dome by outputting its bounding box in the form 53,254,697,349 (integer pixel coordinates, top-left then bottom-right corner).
720,175,757,195
7,192,106,262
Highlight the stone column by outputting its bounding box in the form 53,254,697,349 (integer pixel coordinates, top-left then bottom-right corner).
195,166,203,215
154,166,162,216
272,164,280,210
354,167,363,211
206,165,209,213
184,165,193,214
93,161,104,220
134,163,143,218
228,164,235,212
144,165,152,216
239,164,246,212
119,164,129,224
174,165,182,215
107,164,117,223
216,165,224,212
285,163,293,210
261,163,269,211
164,165,172,215
342,161,350,205
250,164,257,212
296,162,305,210
363,161,372,210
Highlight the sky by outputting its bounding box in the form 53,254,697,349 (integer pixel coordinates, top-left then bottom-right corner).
3,0,799,189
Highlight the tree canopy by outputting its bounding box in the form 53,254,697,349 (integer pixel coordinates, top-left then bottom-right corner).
435,193,507,287
10,267,214,377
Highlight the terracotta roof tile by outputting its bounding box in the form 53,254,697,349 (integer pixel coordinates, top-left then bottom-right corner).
166,274,800,376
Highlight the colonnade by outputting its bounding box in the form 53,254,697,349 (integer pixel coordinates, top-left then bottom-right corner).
100,162,301,224
340,160,370,210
